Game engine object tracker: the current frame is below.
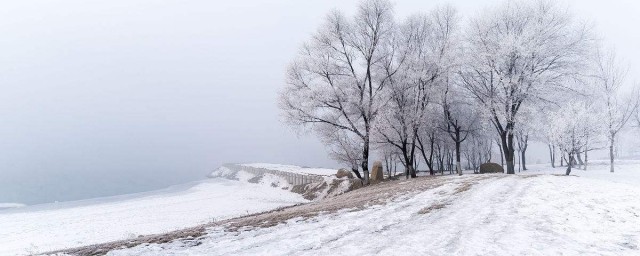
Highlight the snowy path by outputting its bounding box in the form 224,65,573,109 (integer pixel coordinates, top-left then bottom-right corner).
110,174,640,256
0,178,306,255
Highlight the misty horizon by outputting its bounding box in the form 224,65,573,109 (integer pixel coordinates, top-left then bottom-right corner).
1,0,639,205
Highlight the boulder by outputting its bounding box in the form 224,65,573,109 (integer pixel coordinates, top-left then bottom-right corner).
370,161,384,182
479,162,504,174
336,168,354,179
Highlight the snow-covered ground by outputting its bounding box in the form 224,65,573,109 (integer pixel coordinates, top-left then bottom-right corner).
0,178,306,255
527,159,640,186
241,163,337,176
108,161,640,256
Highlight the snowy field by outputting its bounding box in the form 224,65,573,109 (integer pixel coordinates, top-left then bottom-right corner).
0,178,306,255
108,161,640,256
241,163,337,176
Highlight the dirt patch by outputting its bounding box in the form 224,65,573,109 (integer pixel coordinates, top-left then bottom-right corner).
224,176,452,231
418,202,448,214
292,182,328,200
519,174,543,179
247,176,262,184
453,182,475,195
325,179,346,196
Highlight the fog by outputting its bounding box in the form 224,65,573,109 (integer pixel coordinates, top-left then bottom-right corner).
0,0,637,204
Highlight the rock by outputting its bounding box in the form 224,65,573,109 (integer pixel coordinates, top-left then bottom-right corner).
370,161,384,182
336,168,354,179
479,162,504,174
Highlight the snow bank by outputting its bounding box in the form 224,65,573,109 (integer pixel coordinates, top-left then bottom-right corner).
0,178,306,255
211,164,359,201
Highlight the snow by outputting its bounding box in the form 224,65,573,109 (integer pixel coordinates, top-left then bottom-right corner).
529,160,640,186
0,178,306,255
240,163,337,176
0,203,25,210
110,161,640,256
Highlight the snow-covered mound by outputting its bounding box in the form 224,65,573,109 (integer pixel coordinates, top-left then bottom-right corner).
0,178,306,256
210,163,361,200
108,162,640,256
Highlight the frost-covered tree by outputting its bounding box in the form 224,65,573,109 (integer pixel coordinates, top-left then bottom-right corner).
280,0,397,184
463,125,493,173
440,80,478,176
324,129,364,180
415,114,439,175
379,143,401,178
549,100,602,175
375,16,428,179
636,105,640,131
514,108,539,171
376,6,459,179
459,0,592,174
592,48,639,173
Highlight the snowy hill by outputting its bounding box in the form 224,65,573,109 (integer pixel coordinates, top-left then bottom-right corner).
79,161,640,256
0,171,308,255
7,161,640,255
0,163,353,255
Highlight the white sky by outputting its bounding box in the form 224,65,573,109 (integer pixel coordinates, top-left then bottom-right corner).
0,0,638,204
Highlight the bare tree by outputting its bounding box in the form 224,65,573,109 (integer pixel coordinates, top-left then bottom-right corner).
377,6,459,179
636,100,640,130
440,80,478,176
548,99,603,175
464,127,493,173
514,109,537,171
280,0,397,185
459,0,592,174
414,5,461,176
516,131,529,171
416,124,438,175
380,144,400,178
593,48,639,173
325,129,364,180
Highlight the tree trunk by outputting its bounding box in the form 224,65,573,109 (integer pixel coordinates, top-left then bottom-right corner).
609,135,615,173
497,139,504,167
549,144,556,168
585,147,588,171
351,168,364,185
500,132,515,174
517,150,521,172
361,139,370,185
521,148,527,171
385,155,391,177
565,152,574,175
576,152,584,169
455,132,463,176
417,135,435,175
408,164,416,179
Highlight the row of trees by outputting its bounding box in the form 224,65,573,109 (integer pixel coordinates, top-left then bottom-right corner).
280,0,639,184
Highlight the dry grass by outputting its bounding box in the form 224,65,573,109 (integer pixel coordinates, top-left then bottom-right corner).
417,202,449,214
